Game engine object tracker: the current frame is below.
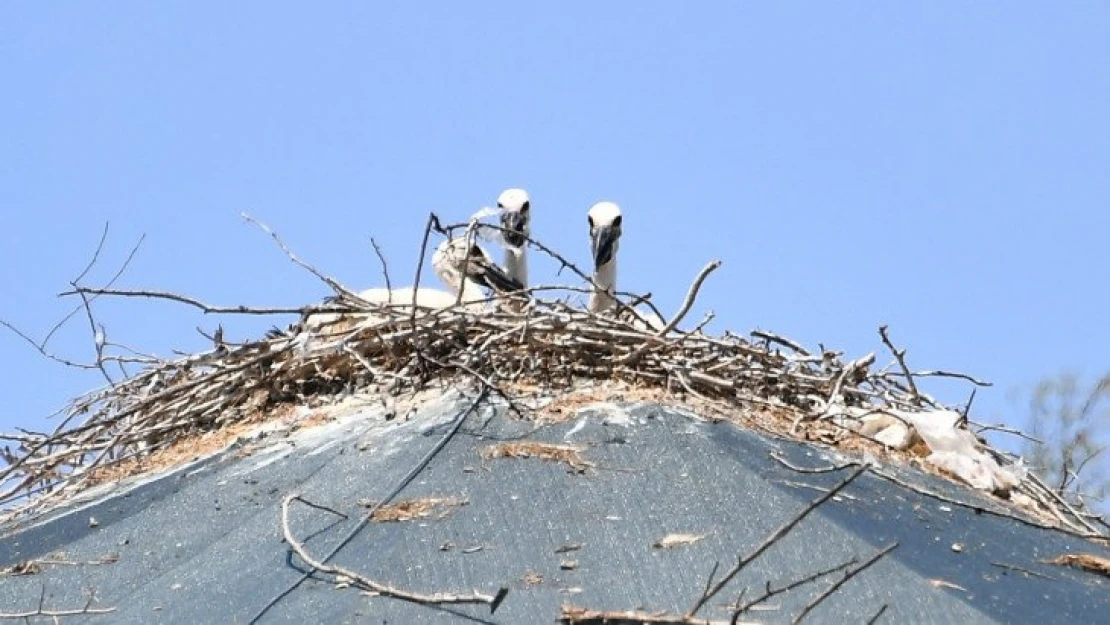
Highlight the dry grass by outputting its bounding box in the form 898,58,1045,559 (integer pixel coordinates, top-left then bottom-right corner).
83,402,297,487
368,496,468,523
480,442,595,473
1046,553,1110,577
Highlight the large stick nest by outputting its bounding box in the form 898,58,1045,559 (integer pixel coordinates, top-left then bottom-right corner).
0,216,1103,540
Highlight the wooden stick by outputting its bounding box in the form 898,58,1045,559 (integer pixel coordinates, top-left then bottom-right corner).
281,494,506,610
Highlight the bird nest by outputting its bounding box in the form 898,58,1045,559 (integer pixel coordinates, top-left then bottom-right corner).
0,215,1104,541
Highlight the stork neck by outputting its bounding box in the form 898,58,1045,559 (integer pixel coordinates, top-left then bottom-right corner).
588,259,618,313
504,246,528,289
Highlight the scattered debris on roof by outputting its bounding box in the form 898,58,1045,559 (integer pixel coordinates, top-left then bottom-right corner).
1046,553,1110,577
367,496,468,523
481,442,595,473
653,533,707,550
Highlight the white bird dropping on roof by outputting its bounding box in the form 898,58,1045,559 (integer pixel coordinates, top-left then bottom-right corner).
496,188,531,289
586,201,665,331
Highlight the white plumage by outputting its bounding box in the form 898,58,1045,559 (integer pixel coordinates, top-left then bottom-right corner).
497,188,531,290
304,237,521,336
587,201,665,332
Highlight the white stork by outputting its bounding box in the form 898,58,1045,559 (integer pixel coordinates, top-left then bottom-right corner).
496,187,531,290
302,237,522,336
587,201,665,331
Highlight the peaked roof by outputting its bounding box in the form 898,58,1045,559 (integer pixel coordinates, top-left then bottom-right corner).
2,392,1107,623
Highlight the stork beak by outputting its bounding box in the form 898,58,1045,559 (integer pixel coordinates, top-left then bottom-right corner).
500,212,528,247
592,225,618,270
472,262,524,293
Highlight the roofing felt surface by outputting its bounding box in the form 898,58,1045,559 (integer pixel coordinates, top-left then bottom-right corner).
1,392,1107,623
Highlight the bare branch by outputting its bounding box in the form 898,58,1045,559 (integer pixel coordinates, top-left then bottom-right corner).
241,212,360,301
865,603,889,625
791,542,898,624
281,494,507,611
887,370,992,387
751,330,810,356
369,237,392,294
687,464,868,617
731,556,858,618
620,260,721,365
73,222,111,285
59,288,338,316
41,231,146,348
878,326,920,406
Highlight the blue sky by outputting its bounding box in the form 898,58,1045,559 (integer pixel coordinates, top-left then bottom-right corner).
1,3,1107,459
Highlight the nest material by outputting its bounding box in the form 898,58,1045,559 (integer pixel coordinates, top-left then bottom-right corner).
0,279,1102,538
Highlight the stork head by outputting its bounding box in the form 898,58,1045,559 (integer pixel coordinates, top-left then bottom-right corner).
587,201,623,271
432,237,524,294
497,188,531,248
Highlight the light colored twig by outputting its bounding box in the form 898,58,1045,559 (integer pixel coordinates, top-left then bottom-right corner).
620,260,721,365
281,493,506,610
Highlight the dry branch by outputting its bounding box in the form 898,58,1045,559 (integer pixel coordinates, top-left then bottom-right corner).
730,556,857,618
0,585,115,620
280,494,507,611
791,541,898,624
878,326,920,406
687,464,868,618
561,605,744,625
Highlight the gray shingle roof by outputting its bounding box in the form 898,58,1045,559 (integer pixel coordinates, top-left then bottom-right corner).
2,392,1107,623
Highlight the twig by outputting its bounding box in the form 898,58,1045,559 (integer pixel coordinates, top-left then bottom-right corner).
369,237,392,294
0,320,100,370
769,452,853,474
620,260,721,365
731,556,858,618
864,604,889,625
281,493,506,610
561,605,737,624
59,288,342,316
73,222,111,284
971,421,1043,445
656,260,721,338
74,288,115,385
0,585,115,619
956,388,977,427
878,326,920,406
989,561,1056,580
248,388,491,623
750,330,810,356
408,213,442,353
290,495,349,520
241,213,359,301
790,541,898,624
871,468,1103,539
41,231,145,349
686,464,867,617
0,605,117,619
887,370,992,387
